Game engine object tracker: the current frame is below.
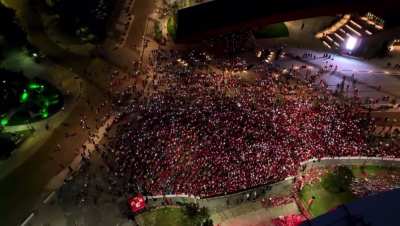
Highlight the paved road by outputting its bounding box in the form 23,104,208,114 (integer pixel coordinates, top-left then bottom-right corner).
125,0,155,51
101,0,156,71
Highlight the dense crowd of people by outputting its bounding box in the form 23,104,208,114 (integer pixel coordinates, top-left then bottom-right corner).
271,214,306,226
351,172,400,197
101,47,400,198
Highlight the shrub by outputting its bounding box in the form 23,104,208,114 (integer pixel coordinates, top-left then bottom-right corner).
203,218,213,226
184,203,199,218
322,166,354,193
254,23,289,39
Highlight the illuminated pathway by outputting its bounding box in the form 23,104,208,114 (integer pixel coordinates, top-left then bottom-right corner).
278,48,400,101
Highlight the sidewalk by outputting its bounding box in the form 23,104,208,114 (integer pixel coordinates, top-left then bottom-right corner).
45,116,114,191
23,116,117,226
218,202,299,226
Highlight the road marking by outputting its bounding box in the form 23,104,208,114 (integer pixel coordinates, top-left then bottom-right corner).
20,213,35,226
43,191,56,204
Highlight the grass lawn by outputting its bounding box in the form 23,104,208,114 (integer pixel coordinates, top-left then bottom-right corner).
1,0,23,10
138,207,197,226
167,16,177,40
254,23,289,39
300,165,400,217
351,165,388,177
299,182,355,217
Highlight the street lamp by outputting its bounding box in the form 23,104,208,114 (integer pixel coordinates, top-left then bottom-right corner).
345,36,358,51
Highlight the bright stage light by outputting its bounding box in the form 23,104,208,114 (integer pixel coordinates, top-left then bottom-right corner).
346,36,358,50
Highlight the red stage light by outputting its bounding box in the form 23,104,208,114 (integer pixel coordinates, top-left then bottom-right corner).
128,193,146,213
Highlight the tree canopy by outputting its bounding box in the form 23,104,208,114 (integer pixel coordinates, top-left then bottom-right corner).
322,166,354,193
0,3,27,47
47,0,114,42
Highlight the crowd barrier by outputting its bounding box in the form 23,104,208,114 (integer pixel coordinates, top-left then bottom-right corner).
300,156,400,170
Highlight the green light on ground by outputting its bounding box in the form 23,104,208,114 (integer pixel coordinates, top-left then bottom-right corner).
50,94,59,101
20,90,29,103
28,82,45,92
28,82,41,90
40,109,49,118
0,118,9,126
